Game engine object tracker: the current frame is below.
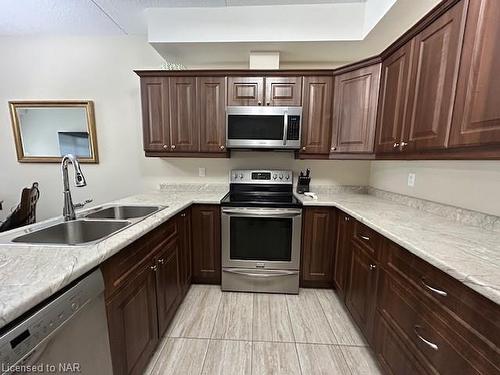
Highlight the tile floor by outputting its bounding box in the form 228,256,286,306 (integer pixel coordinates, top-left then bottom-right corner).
145,285,382,375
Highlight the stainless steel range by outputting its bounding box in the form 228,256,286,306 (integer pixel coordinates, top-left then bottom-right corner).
220,170,302,294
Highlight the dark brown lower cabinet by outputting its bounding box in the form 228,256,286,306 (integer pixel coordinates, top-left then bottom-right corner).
178,208,192,295
333,211,353,298
345,241,379,344
106,260,159,375
300,207,336,287
191,204,221,284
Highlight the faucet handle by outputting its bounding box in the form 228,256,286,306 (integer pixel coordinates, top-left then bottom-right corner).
75,199,93,209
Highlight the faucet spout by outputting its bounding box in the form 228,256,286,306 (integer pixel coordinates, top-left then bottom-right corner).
62,154,87,221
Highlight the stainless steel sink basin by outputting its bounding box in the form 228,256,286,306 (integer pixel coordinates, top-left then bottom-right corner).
12,219,131,245
84,205,162,220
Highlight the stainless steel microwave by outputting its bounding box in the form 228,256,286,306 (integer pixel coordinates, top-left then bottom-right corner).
226,106,302,150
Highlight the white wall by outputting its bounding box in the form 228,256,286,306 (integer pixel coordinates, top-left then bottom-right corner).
370,161,500,216
0,36,370,221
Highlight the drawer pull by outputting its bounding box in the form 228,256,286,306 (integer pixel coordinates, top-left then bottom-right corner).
158,258,165,265
150,265,158,272
360,235,370,241
414,325,438,351
369,264,376,271
421,278,447,297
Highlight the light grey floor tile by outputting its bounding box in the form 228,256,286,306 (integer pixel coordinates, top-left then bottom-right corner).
296,344,351,374
168,285,222,338
339,346,382,375
201,340,252,375
315,289,367,346
149,338,209,375
212,292,253,340
286,289,337,344
143,334,169,375
252,342,301,375
253,294,294,342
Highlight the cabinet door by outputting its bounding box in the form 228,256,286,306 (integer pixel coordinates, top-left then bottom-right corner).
404,1,467,152
331,64,381,153
376,42,414,154
169,77,199,152
333,212,353,298
140,77,169,152
198,77,227,152
155,237,182,337
346,242,378,342
191,205,221,284
450,0,500,147
178,209,192,296
107,262,158,375
301,207,336,288
227,76,264,106
264,76,302,106
300,76,333,155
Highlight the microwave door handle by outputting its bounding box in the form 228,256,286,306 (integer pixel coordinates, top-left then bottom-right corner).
283,110,288,146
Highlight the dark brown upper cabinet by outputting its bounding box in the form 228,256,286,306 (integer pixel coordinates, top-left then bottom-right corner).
331,63,381,154
197,77,227,152
301,207,336,288
264,76,302,106
227,76,264,106
375,41,414,154
300,76,334,155
169,77,199,152
403,0,467,153
450,0,500,148
141,77,170,152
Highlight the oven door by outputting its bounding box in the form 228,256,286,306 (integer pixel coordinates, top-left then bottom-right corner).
221,207,302,270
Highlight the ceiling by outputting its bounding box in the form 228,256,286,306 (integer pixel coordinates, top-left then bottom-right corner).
0,0,366,36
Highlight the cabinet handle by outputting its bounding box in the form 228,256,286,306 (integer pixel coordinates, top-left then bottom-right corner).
421,278,447,297
163,145,168,149
344,216,350,222
331,146,337,151
150,264,158,272
171,144,176,150
180,213,186,217
360,235,370,241
266,102,270,106
220,145,225,150
302,146,306,151
158,258,165,265
414,325,438,351
258,101,262,105
400,141,408,149
393,142,400,148
369,264,376,271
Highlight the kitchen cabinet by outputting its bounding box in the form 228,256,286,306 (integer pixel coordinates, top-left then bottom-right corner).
300,76,334,155
106,260,159,375
178,208,192,296
300,207,336,288
450,0,500,148
197,77,227,153
403,0,466,153
345,240,379,344
227,76,264,106
375,41,413,154
140,77,170,153
169,77,199,152
331,63,381,154
227,76,302,106
333,211,352,298
191,204,221,284
264,76,302,106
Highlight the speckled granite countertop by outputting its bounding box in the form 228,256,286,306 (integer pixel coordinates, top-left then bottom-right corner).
0,185,498,331
0,189,226,330
295,190,500,306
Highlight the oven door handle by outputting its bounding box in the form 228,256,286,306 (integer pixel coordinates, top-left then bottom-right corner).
223,268,298,278
221,208,302,218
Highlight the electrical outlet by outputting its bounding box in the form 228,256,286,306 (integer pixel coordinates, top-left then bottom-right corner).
407,173,416,187
198,167,206,177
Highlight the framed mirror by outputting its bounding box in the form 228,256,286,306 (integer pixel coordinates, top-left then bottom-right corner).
9,101,99,163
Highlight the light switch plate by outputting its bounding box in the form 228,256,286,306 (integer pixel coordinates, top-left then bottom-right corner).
199,167,206,177
407,173,416,187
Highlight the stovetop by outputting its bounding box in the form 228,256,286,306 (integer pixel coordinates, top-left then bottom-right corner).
220,191,301,208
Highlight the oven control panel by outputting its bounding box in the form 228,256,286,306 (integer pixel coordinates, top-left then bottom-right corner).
231,170,293,184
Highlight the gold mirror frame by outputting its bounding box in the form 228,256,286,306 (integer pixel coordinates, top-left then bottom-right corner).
9,100,99,163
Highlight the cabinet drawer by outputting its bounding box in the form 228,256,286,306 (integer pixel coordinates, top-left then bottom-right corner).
352,221,382,258
378,272,484,375
383,240,500,371
102,218,178,298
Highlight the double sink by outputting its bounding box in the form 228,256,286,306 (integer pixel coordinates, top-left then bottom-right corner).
9,205,166,246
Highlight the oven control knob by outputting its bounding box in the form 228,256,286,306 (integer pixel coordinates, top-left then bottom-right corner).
273,174,277,180
232,174,237,180
239,173,243,179
285,174,290,180
279,174,283,180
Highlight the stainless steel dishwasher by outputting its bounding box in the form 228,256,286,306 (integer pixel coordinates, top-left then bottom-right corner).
0,269,113,375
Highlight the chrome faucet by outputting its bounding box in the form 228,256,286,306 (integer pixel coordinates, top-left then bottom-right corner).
61,154,92,221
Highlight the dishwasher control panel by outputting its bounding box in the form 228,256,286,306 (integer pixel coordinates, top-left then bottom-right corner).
0,269,104,368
